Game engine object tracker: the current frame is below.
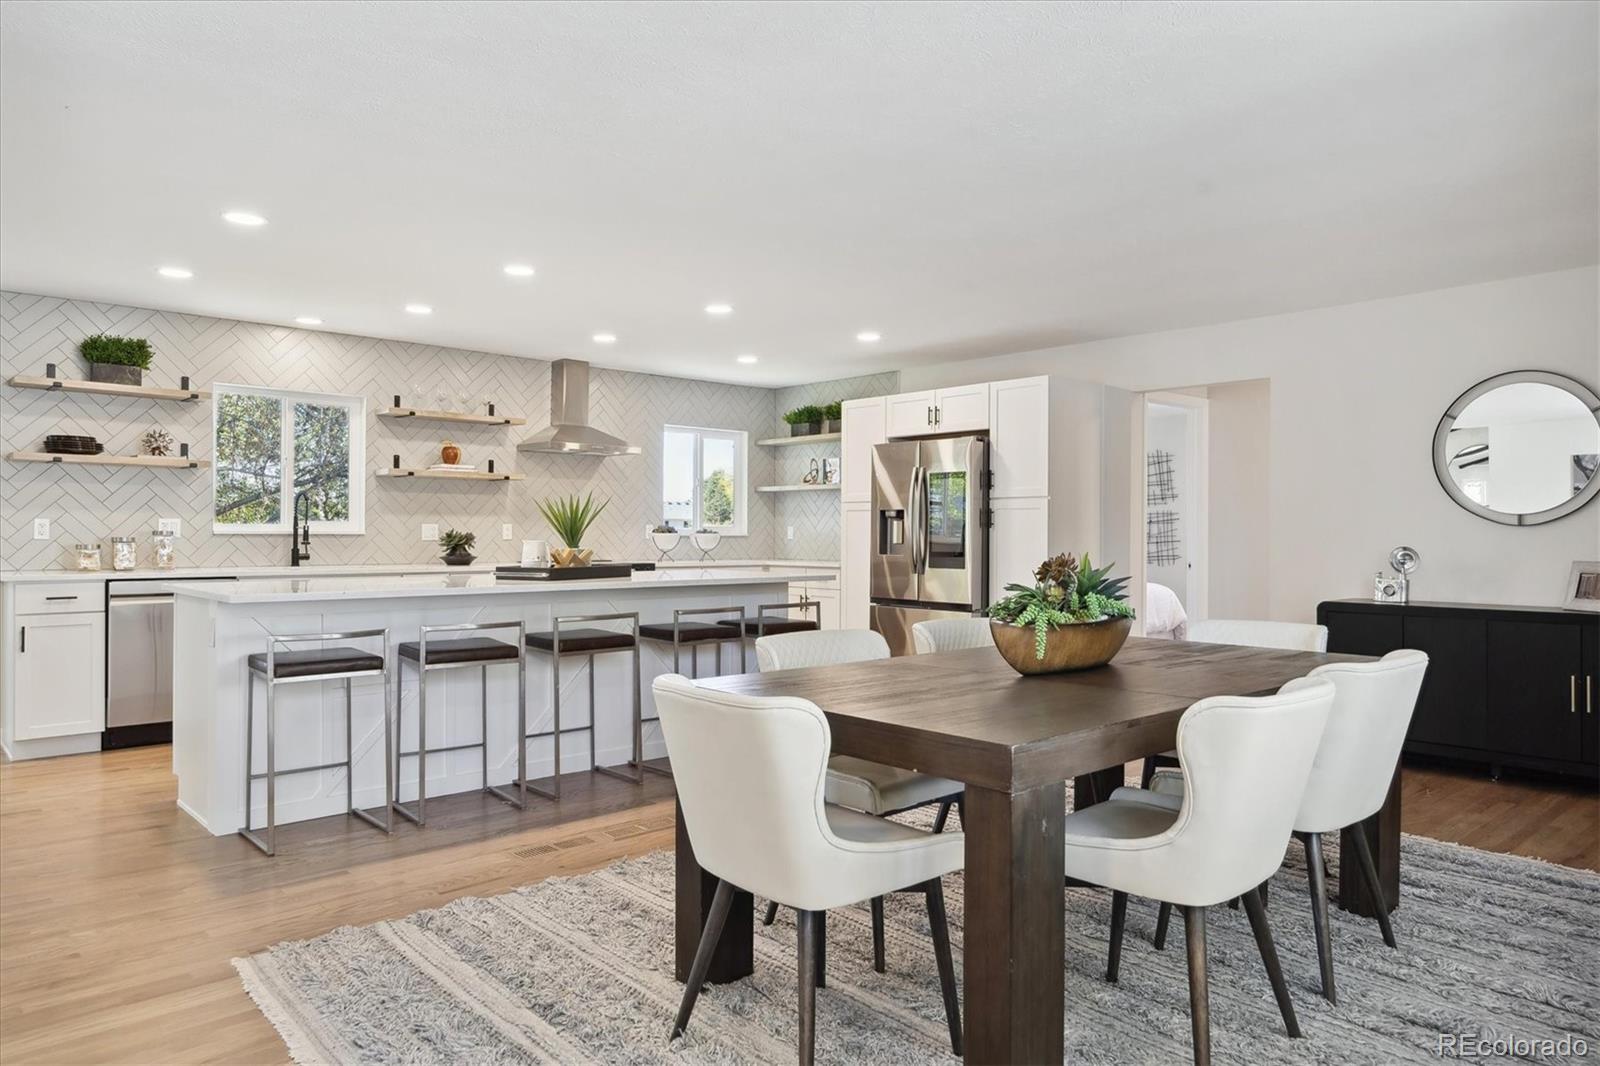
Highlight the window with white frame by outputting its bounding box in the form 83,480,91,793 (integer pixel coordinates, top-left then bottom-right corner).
662,426,748,535
213,384,366,534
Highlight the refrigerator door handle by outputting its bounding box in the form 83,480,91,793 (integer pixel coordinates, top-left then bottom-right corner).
915,464,931,575
908,464,925,574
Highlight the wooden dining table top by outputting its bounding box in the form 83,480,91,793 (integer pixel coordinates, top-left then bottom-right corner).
694,636,1369,793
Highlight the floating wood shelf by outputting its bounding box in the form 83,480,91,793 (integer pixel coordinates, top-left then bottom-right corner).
377,407,526,427
7,451,208,470
756,432,841,447
7,375,209,402
377,467,524,482
755,483,840,493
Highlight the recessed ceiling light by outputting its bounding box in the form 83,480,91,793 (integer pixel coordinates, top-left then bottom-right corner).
294,317,323,326
404,304,432,315
704,303,733,316
503,263,535,278
592,333,617,344
736,354,759,365
157,266,193,279
222,210,267,227
856,331,881,343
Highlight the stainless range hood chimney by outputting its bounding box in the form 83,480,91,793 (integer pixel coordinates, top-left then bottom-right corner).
517,359,640,456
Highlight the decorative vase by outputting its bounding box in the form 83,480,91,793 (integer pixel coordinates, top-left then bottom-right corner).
989,616,1132,675
649,529,681,560
691,530,721,560
440,440,462,465
550,546,594,567
789,421,822,437
89,363,142,386
441,548,476,567
825,419,842,434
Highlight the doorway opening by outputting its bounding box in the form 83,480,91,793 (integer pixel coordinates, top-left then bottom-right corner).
1140,392,1208,638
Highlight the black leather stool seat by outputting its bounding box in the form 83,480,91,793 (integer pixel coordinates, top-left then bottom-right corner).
638,621,736,643
526,628,637,654
716,616,820,637
399,636,519,665
247,646,385,679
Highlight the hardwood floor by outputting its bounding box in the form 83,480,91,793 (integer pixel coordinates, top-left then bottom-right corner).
0,747,1593,1064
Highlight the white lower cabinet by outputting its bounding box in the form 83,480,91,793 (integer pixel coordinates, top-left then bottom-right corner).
989,496,1050,596
14,612,106,740
841,501,872,630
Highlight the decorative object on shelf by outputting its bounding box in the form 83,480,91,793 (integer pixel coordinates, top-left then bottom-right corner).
440,440,462,465
438,528,477,566
110,535,139,572
822,457,839,485
823,401,843,434
649,522,681,561
152,529,177,570
1563,560,1600,613
79,334,153,386
1378,545,1421,604
521,539,548,566
691,528,721,560
802,459,820,484
140,428,174,457
986,552,1135,674
783,404,826,437
43,434,103,455
536,491,607,567
74,543,103,571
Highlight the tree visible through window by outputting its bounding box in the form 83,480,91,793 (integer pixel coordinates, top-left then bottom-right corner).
663,426,746,534
214,385,364,533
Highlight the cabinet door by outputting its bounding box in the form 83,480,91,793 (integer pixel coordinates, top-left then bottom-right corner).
840,397,887,504
1486,620,1583,763
1582,619,1598,767
841,502,873,630
934,383,990,433
989,377,1050,498
14,612,106,740
1403,615,1487,750
989,496,1048,601
1320,607,1402,656
886,391,938,438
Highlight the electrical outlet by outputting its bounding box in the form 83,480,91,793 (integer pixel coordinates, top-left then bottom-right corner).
787,525,795,541
157,518,182,537
420,523,439,541
32,518,49,540
501,523,513,540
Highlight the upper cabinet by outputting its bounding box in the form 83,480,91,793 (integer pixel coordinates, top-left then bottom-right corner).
840,397,887,504
885,384,991,437
886,390,938,437
988,376,1050,498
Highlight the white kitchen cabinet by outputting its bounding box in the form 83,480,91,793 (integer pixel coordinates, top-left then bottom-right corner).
989,496,1049,596
886,390,938,438
13,612,106,740
989,376,1050,498
841,501,873,630
931,382,990,433
841,397,887,504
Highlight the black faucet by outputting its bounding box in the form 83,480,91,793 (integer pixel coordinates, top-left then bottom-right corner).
290,491,311,566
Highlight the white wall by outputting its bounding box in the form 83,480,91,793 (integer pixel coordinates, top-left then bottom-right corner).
901,267,1600,618
1205,380,1271,618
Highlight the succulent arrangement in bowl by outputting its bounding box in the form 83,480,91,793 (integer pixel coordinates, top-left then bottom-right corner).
649,519,682,559
438,528,477,565
986,553,1136,672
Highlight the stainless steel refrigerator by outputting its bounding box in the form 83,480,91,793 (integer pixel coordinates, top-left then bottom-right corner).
869,435,989,656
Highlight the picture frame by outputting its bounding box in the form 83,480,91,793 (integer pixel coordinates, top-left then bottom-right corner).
1563,560,1600,613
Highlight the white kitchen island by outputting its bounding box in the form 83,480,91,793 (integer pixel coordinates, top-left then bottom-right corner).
169,567,830,836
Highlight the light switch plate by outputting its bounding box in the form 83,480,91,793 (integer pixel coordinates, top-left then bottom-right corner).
32,518,49,540
501,523,513,540
420,523,439,541
787,526,795,541
157,518,182,537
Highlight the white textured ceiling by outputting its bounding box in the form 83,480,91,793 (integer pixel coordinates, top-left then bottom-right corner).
1,1,1594,386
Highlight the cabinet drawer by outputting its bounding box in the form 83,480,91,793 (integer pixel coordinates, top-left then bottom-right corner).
15,582,104,615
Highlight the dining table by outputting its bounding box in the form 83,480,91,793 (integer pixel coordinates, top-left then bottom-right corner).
679,635,1396,1065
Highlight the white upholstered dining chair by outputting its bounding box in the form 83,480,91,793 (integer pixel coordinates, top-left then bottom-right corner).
1149,649,1429,1005
654,674,964,1064
1063,677,1336,1066
910,616,993,654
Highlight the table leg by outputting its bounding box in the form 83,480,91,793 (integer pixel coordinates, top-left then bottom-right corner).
675,797,753,983
963,782,1065,1065
1338,761,1400,916
1073,766,1125,811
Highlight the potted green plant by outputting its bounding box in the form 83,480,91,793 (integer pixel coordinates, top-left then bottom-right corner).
783,404,825,437
79,334,153,386
823,401,843,434
438,528,477,566
986,553,1136,674
536,491,608,566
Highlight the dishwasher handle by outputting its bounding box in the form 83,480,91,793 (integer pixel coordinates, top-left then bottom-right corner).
108,595,175,607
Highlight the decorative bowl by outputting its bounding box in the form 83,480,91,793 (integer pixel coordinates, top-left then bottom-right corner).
691,530,721,557
989,616,1132,675
550,546,593,568
649,530,681,558
440,549,476,567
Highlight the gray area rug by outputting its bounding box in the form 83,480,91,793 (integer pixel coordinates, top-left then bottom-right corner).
237,827,1600,1065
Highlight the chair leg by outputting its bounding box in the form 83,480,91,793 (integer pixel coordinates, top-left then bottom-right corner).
1106,890,1128,983
763,899,780,926
1348,822,1397,948
1240,887,1300,1038
1140,755,1158,789
796,910,818,1066
672,878,734,1039
870,896,886,973
925,878,963,1056
932,798,952,834
1182,906,1211,1066
1303,831,1337,1005
815,910,826,989
1154,902,1172,950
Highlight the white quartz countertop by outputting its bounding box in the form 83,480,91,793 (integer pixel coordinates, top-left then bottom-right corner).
0,558,837,584
169,566,835,604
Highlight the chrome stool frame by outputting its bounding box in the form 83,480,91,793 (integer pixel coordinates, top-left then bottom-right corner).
725,599,822,638
391,620,528,827
240,627,392,857
635,605,748,779
519,611,643,801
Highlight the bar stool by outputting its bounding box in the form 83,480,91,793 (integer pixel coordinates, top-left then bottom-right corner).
391,620,528,827
240,628,392,857
716,599,822,642
519,612,643,800
636,606,748,778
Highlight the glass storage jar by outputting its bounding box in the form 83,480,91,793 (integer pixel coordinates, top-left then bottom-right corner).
110,535,138,571
151,529,176,570
75,543,103,571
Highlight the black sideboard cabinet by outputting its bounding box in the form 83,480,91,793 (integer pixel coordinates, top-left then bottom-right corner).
1318,599,1599,781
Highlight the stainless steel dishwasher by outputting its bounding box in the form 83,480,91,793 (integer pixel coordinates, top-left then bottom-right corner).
104,576,235,749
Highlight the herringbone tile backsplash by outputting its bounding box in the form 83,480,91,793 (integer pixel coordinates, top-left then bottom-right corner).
0,292,891,571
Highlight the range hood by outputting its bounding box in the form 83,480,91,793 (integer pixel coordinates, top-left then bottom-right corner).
517,359,641,456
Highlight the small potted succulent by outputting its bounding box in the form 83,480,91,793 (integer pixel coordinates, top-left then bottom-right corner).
986,553,1136,674
79,334,153,386
691,526,721,560
783,404,825,437
439,528,477,566
823,401,843,434
649,520,681,560
537,491,608,566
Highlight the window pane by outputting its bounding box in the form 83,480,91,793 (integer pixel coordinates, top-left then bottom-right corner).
701,436,736,527
293,402,351,522
215,393,283,525
662,429,696,529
